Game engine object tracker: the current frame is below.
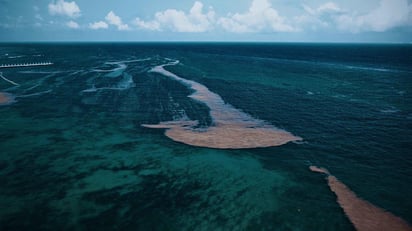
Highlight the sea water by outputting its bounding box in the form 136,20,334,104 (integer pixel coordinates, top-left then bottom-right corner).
0,43,411,230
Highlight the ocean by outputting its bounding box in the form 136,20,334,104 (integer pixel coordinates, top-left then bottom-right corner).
0,43,411,230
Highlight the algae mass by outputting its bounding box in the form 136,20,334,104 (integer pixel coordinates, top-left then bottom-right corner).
143,61,301,149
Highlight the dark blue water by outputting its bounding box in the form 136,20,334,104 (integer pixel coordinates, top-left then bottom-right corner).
0,43,411,230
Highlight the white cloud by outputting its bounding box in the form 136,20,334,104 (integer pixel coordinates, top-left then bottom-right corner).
89,21,108,30
296,2,344,29
105,11,130,31
317,2,341,14
35,14,44,21
298,0,412,33
134,1,215,32
337,0,411,32
134,18,160,31
218,0,296,33
301,2,343,17
66,20,79,29
48,0,81,18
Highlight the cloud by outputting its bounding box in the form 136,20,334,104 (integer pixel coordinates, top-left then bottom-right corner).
35,14,44,21
89,21,108,30
105,11,130,31
296,2,344,29
48,0,80,18
298,0,412,33
66,20,79,29
218,0,296,33
316,2,341,14
134,18,160,31
337,0,412,32
134,1,215,32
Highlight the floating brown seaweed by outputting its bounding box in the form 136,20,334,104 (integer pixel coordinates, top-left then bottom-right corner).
0,92,15,106
142,63,301,149
310,166,412,231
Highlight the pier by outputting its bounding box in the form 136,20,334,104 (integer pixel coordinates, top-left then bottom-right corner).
0,62,53,69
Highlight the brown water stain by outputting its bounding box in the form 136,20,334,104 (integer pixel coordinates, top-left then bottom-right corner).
0,92,16,106
142,62,301,149
310,166,412,231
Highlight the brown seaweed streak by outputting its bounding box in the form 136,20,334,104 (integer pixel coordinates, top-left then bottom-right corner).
142,60,302,149
309,166,412,231
0,92,16,106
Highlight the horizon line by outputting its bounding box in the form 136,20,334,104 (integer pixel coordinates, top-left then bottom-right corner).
1,41,411,45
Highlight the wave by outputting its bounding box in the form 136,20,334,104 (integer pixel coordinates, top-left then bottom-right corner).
117,72,135,89
0,89,52,105
380,108,400,114
92,63,127,78
8,55,25,59
19,71,63,74
17,90,52,98
86,59,148,92
120,58,152,63
206,53,407,73
142,60,302,149
344,65,395,73
82,85,98,93
0,72,19,86
92,58,152,78
82,71,135,93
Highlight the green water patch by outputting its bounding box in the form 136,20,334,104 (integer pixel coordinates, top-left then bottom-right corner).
0,103,300,230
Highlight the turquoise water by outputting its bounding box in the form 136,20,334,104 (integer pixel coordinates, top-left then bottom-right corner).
0,43,411,230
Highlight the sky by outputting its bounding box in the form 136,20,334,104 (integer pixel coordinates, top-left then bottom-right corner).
0,0,411,42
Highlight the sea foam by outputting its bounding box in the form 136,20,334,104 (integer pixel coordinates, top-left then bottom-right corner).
142,60,302,149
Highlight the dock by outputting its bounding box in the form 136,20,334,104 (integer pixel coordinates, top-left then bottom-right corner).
0,62,53,69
